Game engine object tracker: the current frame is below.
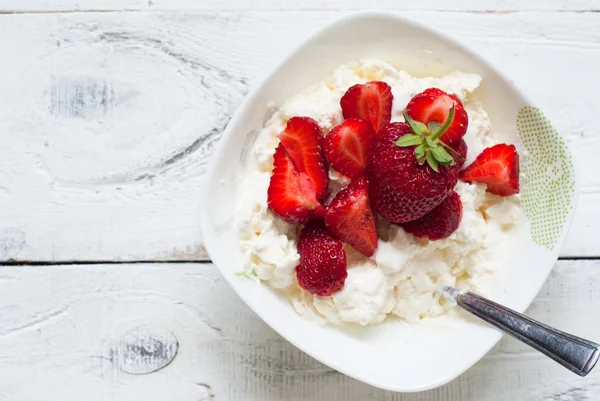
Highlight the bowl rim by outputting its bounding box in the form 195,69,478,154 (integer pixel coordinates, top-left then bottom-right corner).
199,9,580,392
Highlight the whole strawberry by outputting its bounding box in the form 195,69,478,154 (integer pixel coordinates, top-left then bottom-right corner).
296,222,347,296
403,191,463,240
368,113,460,223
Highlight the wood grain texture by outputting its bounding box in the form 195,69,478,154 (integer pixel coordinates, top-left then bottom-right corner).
2,0,599,12
0,260,598,400
2,11,600,261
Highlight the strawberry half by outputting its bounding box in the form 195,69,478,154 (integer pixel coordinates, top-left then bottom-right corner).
340,81,393,133
324,177,378,257
403,191,463,241
278,116,329,200
459,143,519,196
267,144,325,224
323,118,375,179
405,88,468,144
296,222,347,296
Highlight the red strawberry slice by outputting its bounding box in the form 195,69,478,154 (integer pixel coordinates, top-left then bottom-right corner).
459,143,520,196
297,222,347,296
323,118,375,179
324,177,378,257
267,144,325,224
403,191,463,241
405,88,469,144
340,81,393,133
278,116,329,200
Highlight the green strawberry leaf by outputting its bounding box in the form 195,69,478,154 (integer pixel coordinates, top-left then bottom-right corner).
395,134,422,147
427,121,442,133
424,137,437,148
403,111,429,136
414,144,426,159
440,142,466,161
439,158,456,166
431,146,454,164
426,151,439,172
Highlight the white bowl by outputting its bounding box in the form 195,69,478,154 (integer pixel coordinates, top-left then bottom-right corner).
199,11,577,392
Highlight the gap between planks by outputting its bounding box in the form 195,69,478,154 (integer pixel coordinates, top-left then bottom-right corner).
1,256,599,266
0,259,214,266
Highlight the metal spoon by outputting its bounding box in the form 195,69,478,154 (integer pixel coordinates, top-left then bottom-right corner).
439,286,600,376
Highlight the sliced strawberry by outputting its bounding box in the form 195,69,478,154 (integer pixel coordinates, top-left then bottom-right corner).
277,116,329,201
340,81,393,133
297,222,347,296
267,144,325,224
403,191,463,241
405,88,468,144
323,118,375,179
324,177,378,257
459,143,520,196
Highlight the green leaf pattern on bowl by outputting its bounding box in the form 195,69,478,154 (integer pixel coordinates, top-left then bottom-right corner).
517,106,575,250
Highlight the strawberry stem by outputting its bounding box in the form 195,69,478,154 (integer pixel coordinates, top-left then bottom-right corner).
399,106,459,172
430,105,455,141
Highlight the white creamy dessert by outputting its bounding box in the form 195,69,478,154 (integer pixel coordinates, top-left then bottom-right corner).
235,59,523,326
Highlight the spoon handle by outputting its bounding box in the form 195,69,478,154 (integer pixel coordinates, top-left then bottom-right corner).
442,287,600,376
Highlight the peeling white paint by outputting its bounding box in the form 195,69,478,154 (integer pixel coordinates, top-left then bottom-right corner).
114,326,178,374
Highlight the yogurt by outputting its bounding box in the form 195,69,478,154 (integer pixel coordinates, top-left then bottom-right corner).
235,59,523,326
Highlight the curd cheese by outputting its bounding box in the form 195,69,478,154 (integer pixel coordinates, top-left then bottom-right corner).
235,59,522,325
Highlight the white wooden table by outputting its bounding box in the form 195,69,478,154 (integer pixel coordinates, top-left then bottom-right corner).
1,1,600,399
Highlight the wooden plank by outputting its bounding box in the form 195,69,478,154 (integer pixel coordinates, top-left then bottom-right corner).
2,0,599,12
1,11,600,261
0,260,598,400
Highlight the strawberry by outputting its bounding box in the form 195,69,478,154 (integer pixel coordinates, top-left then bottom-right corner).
340,81,393,133
368,122,459,223
323,118,375,179
405,88,468,144
402,191,463,240
324,177,378,257
267,144,325,224
459,143,520,196
450,139,468,169
278,116,329,200
296,222,347,296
